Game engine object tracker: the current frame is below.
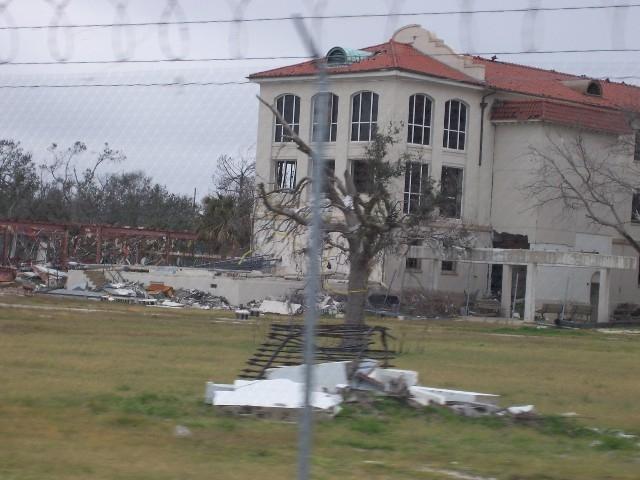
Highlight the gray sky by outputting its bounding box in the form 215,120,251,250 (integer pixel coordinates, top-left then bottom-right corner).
0,0,639,197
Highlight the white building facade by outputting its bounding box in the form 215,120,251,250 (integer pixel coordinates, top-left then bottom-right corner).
249,25,640,320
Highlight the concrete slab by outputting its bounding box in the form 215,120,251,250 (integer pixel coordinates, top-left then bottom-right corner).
259,300,303,315
213,378,342,410
409,386,500,405
265,361,349,394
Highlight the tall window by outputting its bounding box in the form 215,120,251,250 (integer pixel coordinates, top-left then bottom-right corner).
407,94,432,145
312,93,338,142
440,166,463,219
632,192,640,222
275,160,297,189
635,131,640,161
404,162,428,214
309,159,335,194
443,100,467,150
350,160,371,194
274,94,300,142
351,91,379,142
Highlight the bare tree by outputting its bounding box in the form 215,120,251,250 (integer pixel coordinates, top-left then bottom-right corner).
256,96,467,325
526,131,640,254
199,153,256,255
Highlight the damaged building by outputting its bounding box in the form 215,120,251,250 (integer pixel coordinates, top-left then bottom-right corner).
249,24,640,322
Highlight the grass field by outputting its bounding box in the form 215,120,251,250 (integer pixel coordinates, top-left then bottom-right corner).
1,294,640,479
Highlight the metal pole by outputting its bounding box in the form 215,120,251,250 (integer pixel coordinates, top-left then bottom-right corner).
292,15,328,480
511,272,519,318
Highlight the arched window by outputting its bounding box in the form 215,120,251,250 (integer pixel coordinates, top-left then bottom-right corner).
442,100,467,150
351,91,379,142
407,94,433,145
311,93,339,142
274,94,300,142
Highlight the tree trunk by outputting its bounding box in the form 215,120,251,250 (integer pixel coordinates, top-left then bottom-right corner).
345,250,370,326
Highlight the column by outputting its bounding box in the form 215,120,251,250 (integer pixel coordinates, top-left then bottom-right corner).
523,263,537,322
2,229,9,265
501,264,512,318
597,268,610,324
432,260,440,291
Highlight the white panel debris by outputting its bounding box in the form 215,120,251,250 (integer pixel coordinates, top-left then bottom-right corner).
409,386,500,406
265,361,349,394
205,360,534,420
258,300,303,315
212,378,342,411
204,381,235,405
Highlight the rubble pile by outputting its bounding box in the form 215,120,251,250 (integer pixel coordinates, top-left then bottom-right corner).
205,359,535,420
173,288,230,310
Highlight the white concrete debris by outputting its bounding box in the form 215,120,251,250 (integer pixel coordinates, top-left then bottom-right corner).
409,386,500,406
205,360,532,419
258,300,303,315
506,405,535,415
212,378,343,411
265,361,349,394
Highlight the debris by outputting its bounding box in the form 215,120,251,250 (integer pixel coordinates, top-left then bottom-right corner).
174,425,192,438
506,405,535,415
146,282,175,298
158,300,185,308
265,361,349,394
258,299,303,316
409,386,500,406
212,378,343,412
173,288,230,309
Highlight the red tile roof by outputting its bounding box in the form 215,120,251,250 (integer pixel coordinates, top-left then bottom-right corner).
249,40,480,85
491,100,633,135
250,39,640,115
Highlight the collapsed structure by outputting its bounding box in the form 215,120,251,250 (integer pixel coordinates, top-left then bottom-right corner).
249,24,640,323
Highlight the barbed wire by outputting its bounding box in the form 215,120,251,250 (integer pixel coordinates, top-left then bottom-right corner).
1,3,638,30
2,48,640,67
0,1,635,66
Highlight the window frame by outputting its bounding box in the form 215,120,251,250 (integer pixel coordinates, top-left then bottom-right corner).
311,93,339,143
407,93,433,146
350,91,379,142
442,99,468,151
441,260,457,274
273,94,301,143
349,159,372,194
406,257,421,271
632,191,640,223
403,162,429,215
274,159,297,190
440,165,464,219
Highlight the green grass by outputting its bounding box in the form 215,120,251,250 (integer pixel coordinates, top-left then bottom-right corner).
1,294,639,479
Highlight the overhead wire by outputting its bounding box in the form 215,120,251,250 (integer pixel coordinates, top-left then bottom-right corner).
0,3,638,30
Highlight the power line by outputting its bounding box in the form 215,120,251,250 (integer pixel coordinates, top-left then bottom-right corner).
3,49,640,67
0,3,639,30
1,75,639,90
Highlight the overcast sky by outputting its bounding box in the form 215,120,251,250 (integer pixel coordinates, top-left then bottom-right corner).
0,0,639,197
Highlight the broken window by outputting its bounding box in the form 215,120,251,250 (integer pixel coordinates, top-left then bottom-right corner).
275,160,297,189
351,91,379,142
632,192,640,222
440,166,463,219
441,261,456,273
406,257,421,270
442,100,467,150
635,131,640,162
407,94,432,146
274,94,300,142
350,159,372,194
312,93,339,142
310,159,335,193
403,162,429,214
